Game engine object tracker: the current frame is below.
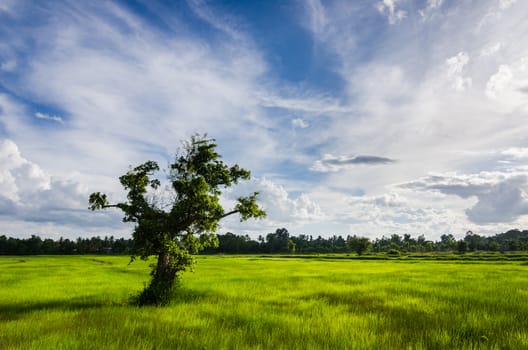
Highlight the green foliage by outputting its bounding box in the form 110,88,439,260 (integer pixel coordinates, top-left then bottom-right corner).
346,235,371,256
89,134,265,305
265,228,291,253
387,249,401,256
457,240,469,253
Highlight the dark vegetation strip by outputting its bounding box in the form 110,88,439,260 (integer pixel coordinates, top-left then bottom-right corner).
1,227,528,256
255,252,528,261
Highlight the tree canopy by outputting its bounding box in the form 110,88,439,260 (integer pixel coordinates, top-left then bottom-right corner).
89,134,266,305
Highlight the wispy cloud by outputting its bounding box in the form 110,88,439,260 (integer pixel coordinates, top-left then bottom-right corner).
2,0,528,239
311,154,396,172
305,0,327,35
34,112,64,124
186,0,247,41
292,118,309,129
258,92,351,114
445,52,472,91
376,0,406,24
419,0,444,19
480,42,501,57
500,0,518,10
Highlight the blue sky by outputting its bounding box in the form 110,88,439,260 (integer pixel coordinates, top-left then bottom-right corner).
1,0,528,239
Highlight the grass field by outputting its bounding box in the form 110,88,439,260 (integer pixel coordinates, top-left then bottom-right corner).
1,255,527,349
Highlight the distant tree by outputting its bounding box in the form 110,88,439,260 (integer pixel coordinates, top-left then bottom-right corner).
291,234,310,253
488,241,500,252
402,233,415,251
346,235,371,256
464,230,487,251
390,234,402,247
266,228,291,253
440,234,457,251
89,134,266,305
210,232,261,254
457,240,468,254
0,235,7,254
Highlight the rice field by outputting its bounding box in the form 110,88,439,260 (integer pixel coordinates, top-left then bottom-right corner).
0,255,527,349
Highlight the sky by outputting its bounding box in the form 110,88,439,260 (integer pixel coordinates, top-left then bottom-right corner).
1,0,528,240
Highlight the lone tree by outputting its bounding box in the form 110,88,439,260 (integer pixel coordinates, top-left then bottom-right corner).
89,135,266,305
346,235,371,256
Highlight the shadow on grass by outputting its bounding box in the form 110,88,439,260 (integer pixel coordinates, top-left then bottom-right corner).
0,287,228,321
0,296,111,321
303,290,387,313
170,288,227,304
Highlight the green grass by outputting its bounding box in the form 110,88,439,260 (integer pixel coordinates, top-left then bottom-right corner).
1,255,527,349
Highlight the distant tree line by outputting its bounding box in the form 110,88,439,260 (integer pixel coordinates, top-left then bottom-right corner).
1,228,528,255
370,230,528,253
202,228,528,255
0,235,134,255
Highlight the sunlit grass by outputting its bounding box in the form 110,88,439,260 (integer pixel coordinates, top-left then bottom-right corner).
1,255,527,349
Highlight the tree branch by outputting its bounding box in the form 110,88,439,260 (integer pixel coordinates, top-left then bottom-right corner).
220,210,239,219
102,204,121,209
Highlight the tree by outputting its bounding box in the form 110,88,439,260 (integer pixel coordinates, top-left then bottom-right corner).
457,240,468,253
440,234,456,251
89,135,266,305
346,235,371,256
266,228,291,253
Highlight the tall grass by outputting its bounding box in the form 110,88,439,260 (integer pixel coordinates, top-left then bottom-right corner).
1,255,527,349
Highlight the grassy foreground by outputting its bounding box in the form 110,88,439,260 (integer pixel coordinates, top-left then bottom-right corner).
0,255,527,349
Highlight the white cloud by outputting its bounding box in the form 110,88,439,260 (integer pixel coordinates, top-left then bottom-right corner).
258,92,350,114
486,65,513,99
248,178,323,222
480,42,502,57
305,0,326,35
328,190,463,238
0,139,126,236
220,177,325,235
426,0,443,9
485,59,528,111
446,52,472,91
292,118,309,129
419,0,444,18
1,1,273,177
373,192,407,207
2,0,528,239
302,0,528,234
401,170,528,224
186,0,246,42
500,0,518,9
35,112,64,124
0,139,49,202
501,147,528,159
376,0,407,24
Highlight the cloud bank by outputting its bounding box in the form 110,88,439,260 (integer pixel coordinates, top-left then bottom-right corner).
312,154,396,172
1,0,528,239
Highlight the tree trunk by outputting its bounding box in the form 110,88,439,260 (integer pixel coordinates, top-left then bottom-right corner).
137,252,177,305
155,252,174,281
